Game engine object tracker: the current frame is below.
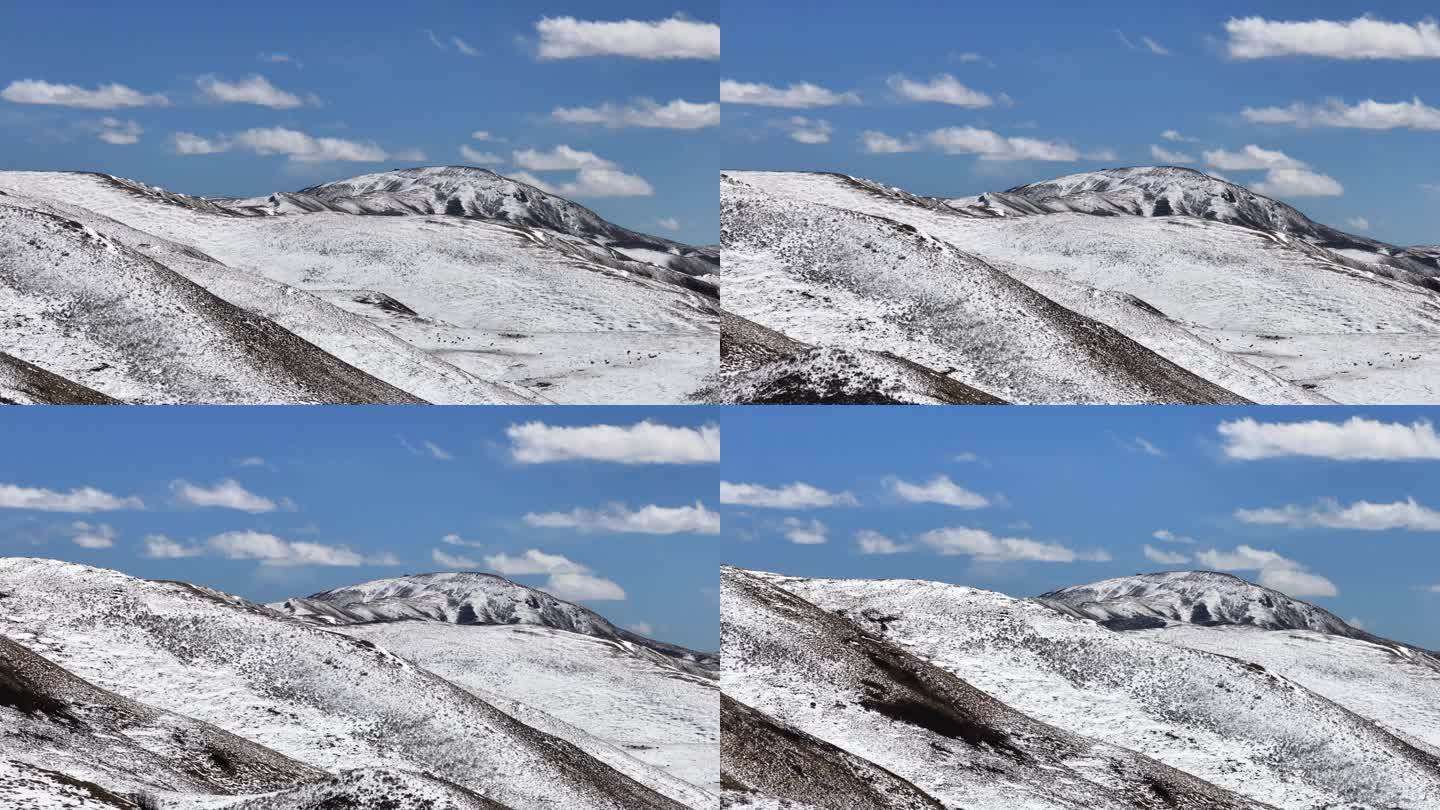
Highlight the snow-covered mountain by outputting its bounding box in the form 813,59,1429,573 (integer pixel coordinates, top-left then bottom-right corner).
726,566,1440,809
720,167,1440,403
0,167,718,404
0,558,716,809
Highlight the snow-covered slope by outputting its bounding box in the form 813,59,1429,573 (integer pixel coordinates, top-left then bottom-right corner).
725,169,1440,403
0,558,691,810
770,571,1440,809
721,566,1267,809
699,311,1006,404
273,571,717,671
0,169,718,403
339,622,719,798
0,759,141,810
721,174,1247,404
0,352,116,404
205,769,514,810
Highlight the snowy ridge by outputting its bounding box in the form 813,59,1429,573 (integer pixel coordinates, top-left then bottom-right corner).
721,173,1248,404
275,571,718,672
765,570,1440,809
0,558,694,810
724,169,1440,403
0,352,116,404
721,566,1267,809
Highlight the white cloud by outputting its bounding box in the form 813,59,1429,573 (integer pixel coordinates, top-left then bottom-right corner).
1203,144,1307,170
0,483,142,512
887,74,1001,108
426,30,446,50
536,15,718,60
509,146,652,197
720,80,860,108
780,116,832,144
65,521,115,549
1217,416,1440,460
1252,167,1345,197
1141,36,1171,55
171,479,279,513
507,421,718,464
551,98,719,129
918,526,1110,563
656,216,680,232
886,474,990,508
859,130,919,154
206,530,396,567
2,79,168,109
1235,497,1440,531
237,456,270,468
1143,544,1190,564
952,51,995,67
522,501,720,535
629,621,654,635
95,117,142,145
143,534,202,559
452,36,481,56
441,533,484,548
720,481,856,509
483,548,624,600
550,168,653,198
781,518,827,545
421,441,452,460
471,130,505,142
1114,435,1166,457
1152,529,1198,545
1161,129,1198,142
232,127,389,162
432,548,480,569
952,452,982,463
1242,97,1440,130
1150,144,1194,164
1346,216,1371,231
460,145,503,164
856,529,911,555
170,132,228,155
258,52,297,65
1195,544,1336,597
197,75,311,109
1223,16,1440,60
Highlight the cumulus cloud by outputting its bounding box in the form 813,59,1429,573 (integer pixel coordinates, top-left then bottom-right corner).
779,116,832,144
781,518,827,545
918,526,1110,563
887,73,1003,107
1217,416,1440,460
0,483,142,512
1235,497,1440,531
432,548,480,569
172,127,400,162
507,421,718,464
859,130,919,154
1152,529,1198,545
886,474,990,508
170,132,228,155
509,145,652,197
721,79,860,108
143,534,202,559
656,216,680,232
720,481,856,509
1242,97,1440,130
1224,16,1440,60
1161,129,1198,142
856,529,911,555
551,97,719,129
64,521,116,549
197,75,312,109
171,479,280,513
483,548,624,600
2,79,168,109
1195,544,1336,597
441,533,484,548
1150,144,1194,164
460,145,503,164
1143,544,1190,564
522,501,720,535
1252,167,1345,197
206,530,397,567
94,117,142,145
536,15,718,60
861,127,1106,161
1203,144,1307,170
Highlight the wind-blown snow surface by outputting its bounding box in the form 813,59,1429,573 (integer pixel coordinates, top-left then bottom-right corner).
721,566,1266,809
0,558,696,810
720,175,1246,404
0,168,718,403
769,571,1440,809
723,169,1440,403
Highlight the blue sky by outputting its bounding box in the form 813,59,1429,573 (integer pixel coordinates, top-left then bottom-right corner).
722,406,1440,649
0,407,720,650
722,1,1440,246
0,3,718,244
